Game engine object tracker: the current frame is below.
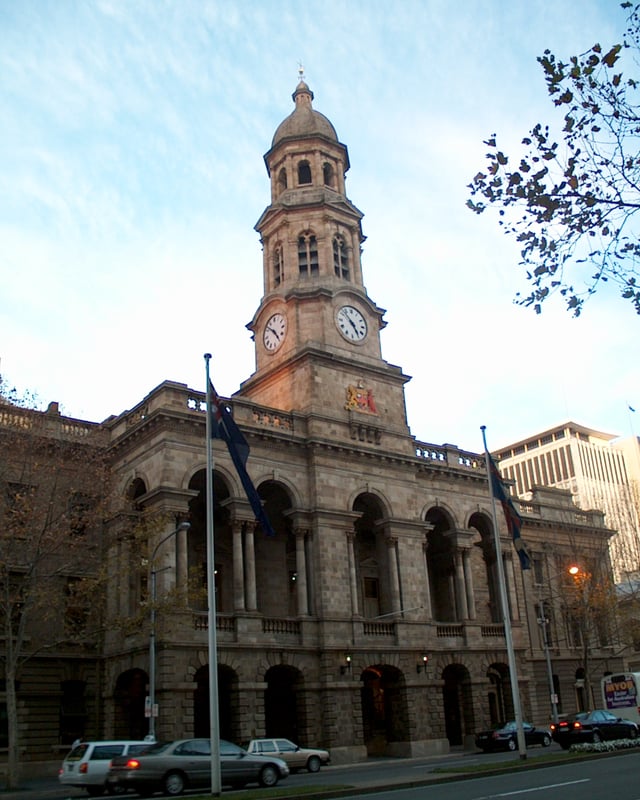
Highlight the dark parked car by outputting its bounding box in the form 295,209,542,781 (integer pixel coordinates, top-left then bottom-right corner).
106,738,289,795
475,721,552,752
550,709,639,748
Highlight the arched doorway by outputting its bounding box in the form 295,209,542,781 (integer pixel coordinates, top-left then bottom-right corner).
113,668,148,740
264,665,301,740
194,664,235,740
353,493,389,618
442,664,474,746
425,508,456,621
487,663,512,724
360,665,408,756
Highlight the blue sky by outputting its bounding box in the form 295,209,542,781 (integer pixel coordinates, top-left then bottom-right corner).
1,0,636,452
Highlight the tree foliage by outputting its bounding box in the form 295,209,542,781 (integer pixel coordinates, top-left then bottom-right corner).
0,379,109,787
467,2,640,316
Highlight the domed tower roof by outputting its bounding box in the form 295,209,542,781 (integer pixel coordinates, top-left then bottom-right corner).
271,79,339,147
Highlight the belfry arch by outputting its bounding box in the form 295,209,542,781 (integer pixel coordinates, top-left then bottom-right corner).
352,493,392,618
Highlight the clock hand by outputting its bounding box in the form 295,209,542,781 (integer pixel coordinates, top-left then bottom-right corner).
267,326,280,340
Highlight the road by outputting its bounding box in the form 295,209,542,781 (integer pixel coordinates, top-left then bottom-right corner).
349,751,640,799
9,746,638,800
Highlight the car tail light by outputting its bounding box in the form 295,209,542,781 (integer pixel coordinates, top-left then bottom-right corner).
492,732,499,739
550,724,556,732
125,759,141,769
79,763,88,774
572,722,582,730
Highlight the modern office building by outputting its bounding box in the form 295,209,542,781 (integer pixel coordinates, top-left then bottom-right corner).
494,423,640,581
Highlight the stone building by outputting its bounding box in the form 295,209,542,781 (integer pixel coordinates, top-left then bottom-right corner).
0,79,627,765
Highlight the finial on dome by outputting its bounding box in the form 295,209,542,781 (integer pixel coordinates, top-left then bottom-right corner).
292,63,314,105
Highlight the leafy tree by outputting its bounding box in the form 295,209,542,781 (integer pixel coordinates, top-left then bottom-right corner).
0,378,109,788
467,2,640,316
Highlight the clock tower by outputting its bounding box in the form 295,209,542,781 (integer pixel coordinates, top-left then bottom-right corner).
238,76,412,447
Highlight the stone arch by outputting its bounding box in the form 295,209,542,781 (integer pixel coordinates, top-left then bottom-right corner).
486,662,512,724
469,511,501,623
352,492,392,618
359,664,408,756
264,664,304,741
113,668,148,740
254,481,296,616
187,469,233,612
193,663,238,741
425,506,457,621
441,663,474,746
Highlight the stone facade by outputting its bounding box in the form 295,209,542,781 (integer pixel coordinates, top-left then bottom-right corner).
0,79,627,765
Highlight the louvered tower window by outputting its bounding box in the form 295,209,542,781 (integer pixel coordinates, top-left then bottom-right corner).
333,235,349,279
298,233,318,276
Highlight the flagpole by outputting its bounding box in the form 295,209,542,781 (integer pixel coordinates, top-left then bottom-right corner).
481,425,527,760
205,354,222,796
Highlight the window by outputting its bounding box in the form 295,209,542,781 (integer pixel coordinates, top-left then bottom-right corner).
323,162,335,188
333,235,349,279
69,492,91,537
298,233,318,276
297,160,312,185
273,245,284,287
4,482,34,534
65,577,89,635
277,168,287,195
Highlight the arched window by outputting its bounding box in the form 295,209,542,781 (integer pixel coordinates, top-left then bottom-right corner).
277,168,287,195
333,234,349,279
298,233,318,276
273,244,284,287
297,160,312,185
323,162,335,188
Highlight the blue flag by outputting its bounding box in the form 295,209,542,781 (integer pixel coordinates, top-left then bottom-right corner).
208,381,276,537
486,452,530,570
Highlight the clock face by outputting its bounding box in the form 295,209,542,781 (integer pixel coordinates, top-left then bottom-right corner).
263,312,287,352
336,305,367,342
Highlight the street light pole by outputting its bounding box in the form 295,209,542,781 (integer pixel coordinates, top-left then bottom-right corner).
148,520,191,741
537,608,559,724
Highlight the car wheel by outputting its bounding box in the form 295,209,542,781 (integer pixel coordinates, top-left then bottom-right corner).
542,734,551,747
259,764,279,787
592,731,602,744
628,727,638,740
507,738,516,751
307,755,322,773
164,771,187,796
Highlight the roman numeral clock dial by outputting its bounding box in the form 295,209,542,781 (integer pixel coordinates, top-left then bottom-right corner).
336,305,367,342
263,312,287,352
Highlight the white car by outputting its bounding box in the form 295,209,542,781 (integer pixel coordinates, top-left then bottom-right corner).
58,740,152,796
246,737,330,772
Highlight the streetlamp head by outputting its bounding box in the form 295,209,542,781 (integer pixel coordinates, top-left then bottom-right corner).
568,565,580,576
177,521,191,532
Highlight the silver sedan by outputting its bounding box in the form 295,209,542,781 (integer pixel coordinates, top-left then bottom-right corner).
106,738,289,796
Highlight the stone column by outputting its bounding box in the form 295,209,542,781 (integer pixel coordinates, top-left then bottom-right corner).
454,549,469,620
176,521,188,600
232,520,245,611
347,532,359,616
386,537,402,615
295,528,309,616
421,542,433,619
504,551,519,621
244,524,257,612
462,549,476,620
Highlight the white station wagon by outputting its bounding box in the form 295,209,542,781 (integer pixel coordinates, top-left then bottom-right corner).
58,739,152,796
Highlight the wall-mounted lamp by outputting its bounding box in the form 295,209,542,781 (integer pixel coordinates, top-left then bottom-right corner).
340,655,352,675
416,655,429,674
